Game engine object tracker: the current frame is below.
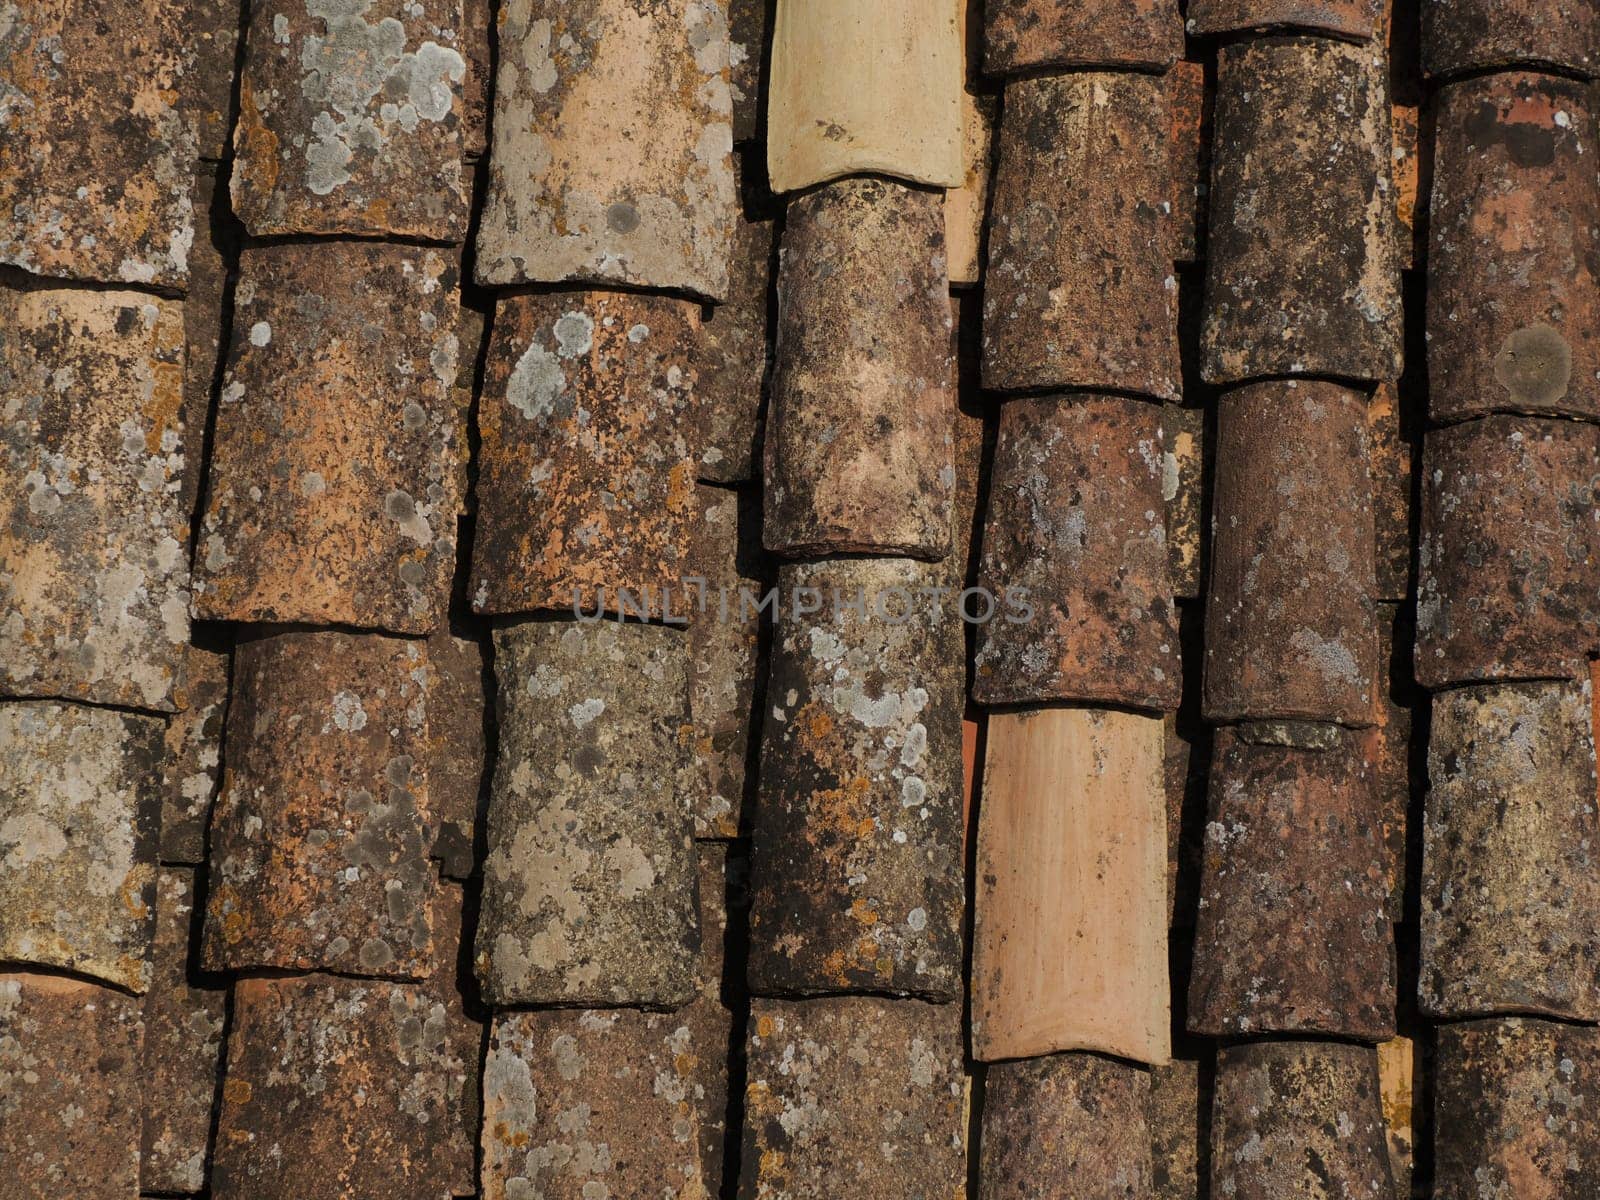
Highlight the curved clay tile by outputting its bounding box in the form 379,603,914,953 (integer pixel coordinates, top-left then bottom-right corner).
477,0,735,300
1422,680,1600,1022
476,618,697,1007
1211,1041,1395,1200
1167,59,1210,265
0,701,162,993
1416,415,1600,687
765,0,963,193
202,630,438,978
193,243,460,634
1428,72,1600,421
982,70,1180,400
1201,36,1402,384
971,707,1171,1065
423,624,486,881
748,557,965,1001
984,0,1182,74
156,642,230,865
1423,0,1599,77
187,0,244,161
1188,725,1395,1041
974,393,1181,712
1150,1059,1206,1200
764,178,955,559
1186,0,1382,39
231,0,469,238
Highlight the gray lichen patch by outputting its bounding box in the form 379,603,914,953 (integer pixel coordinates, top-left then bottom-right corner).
140,868,227,1195
0,701,163,993
740,996,968,1199
0,286,191,713
192,242,460,634
0,971,144,1200
1422,680,1600,1021
202,629,440,979
476,0,736,300
475,617,698,1007
232,0,469,237
0,0,195,286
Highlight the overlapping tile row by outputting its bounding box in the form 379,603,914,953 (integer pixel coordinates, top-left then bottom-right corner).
1410,16,1600,1190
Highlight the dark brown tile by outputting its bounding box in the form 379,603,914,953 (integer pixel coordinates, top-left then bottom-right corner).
1423,0,1598,77
425,625,486,880
983,0,1182,74
187,0,245,161
157,642,230,865
1187,0,1383,37
1149,1057,1206,1200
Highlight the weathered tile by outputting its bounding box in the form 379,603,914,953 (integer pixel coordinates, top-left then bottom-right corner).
1369,380,1416,601
1187,0,1382,37
974,394,1180,711
729,0,769,143
1149,1057,1205,1200
460,0,491,159
1428,72,1600,421
202,630,437,979
1434,1018,1600,1196
192,243,460,633
1202,36,1402,384
0,0,194,286
0,972,144,1200
979,1053,1153,1199
971,708,1171,1064
425,624,486,880
471,290,700,620
232,0,469,238
480,845,731,1200
477,618,696,1007
766,0,963,193
749,558,965,1000
140,868,226,1195
1377,1036,1415,1196
696,150,775,484
0,286,190,712
984,0,1182,74
212,967,475,1200
1167,59,1209,264
1392,96,1422,269
948,86,997,290
1163,401,1206,600
1204,380,1377,726
1423,0,1599,77
1164,708,1209,929
982,71,1179,399
1415,415,1600,687
1422,680,1600,1021
740,997,968,1198
0,701,162,993
477,0,735,299
1368,602,1414,922
187,0,246,160
1188,726,1395,1041
1211,1041,1394,1200
681,486,763,839
180,163,234,526
764,178,955,558
157,641,230,865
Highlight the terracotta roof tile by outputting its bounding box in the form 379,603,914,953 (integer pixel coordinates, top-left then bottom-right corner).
0,972,144,1200
1188,725,1395,1040
1149,1057,1205,1200
423,625,486,880
0,286,190,712
1162,401,1207,600
180,163,235,524
1186,0,1383,39
763,178,955,559
0,701,163,992
1434,1018,1600,1194
1422,0,1599,77
476,617,697,1007
231,0,470,239
1421,680,1600,1021
476,0,735,299
202,630,438,978
1369,380,1418,602
749,558,965,1000
728,0,770,144
979,1052,1154,1195
470,290,700,620
156,641,230,864
1201,36,1402,384
0,0,194,287
765,0,963,192
740,996,968,1197
139,868,226,1194
982,71,1180,399
1167,59,1211,265
192,243,460,632
974,393,1181,711
1369,602,1415,922
1415,415,1600,687
459,0,491,161
186,0,245,162
984,0,1182,74
1211,1041,1394,1200
1204,381,1377,725
1427,72,1599,421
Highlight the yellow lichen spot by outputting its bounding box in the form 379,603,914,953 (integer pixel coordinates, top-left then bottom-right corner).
223,1078,253,1105
755,1015,774,1038
849,897,878,926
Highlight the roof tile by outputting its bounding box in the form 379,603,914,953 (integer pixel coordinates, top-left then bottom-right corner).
1186,0,1383,39
984,0,1182,74
1422,0,1599,77
156,641,230,864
